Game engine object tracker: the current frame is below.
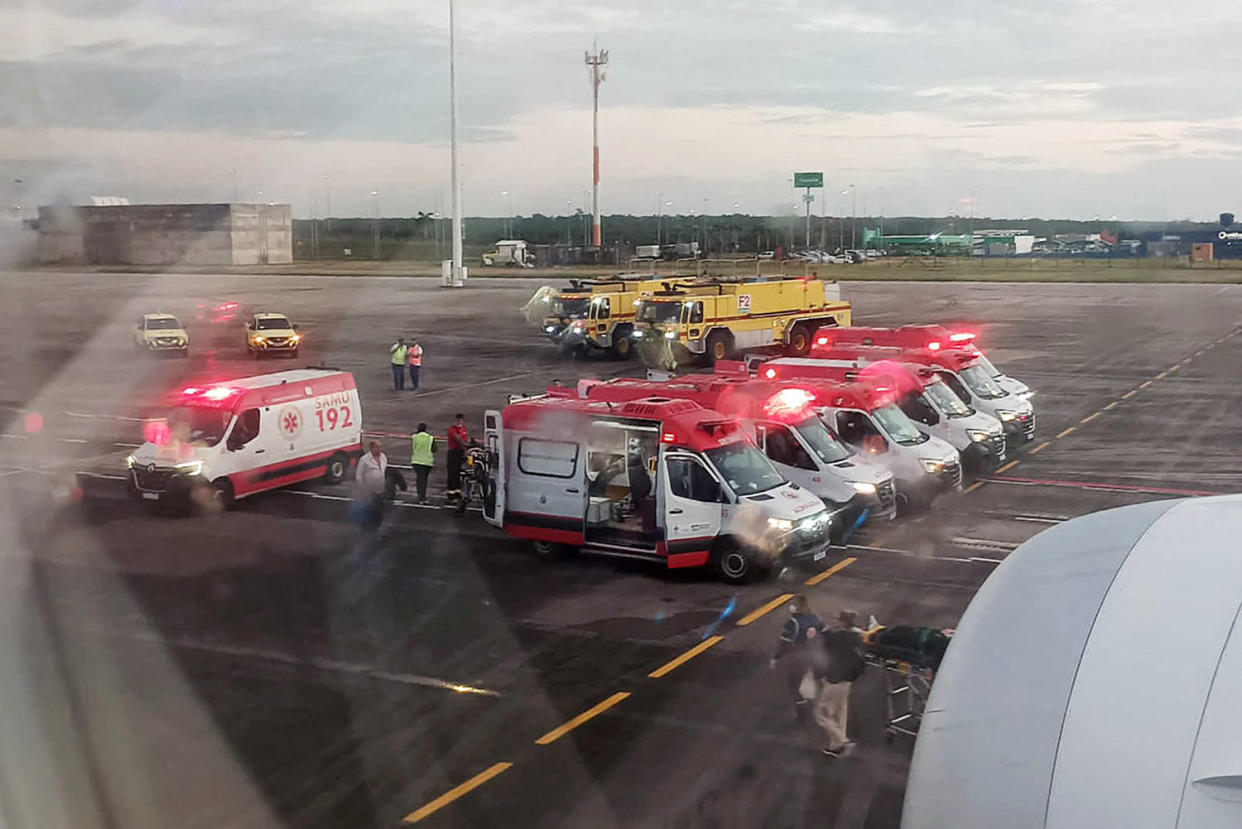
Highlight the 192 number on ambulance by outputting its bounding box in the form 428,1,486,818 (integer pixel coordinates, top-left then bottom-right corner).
315,406,353,430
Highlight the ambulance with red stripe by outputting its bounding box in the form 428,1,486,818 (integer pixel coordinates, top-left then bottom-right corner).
757,359,962,510
480,394,832,583
572,373,897,530
814,325,1035,440
782,346,1007,472
126,369,362,508
815,325,1033,401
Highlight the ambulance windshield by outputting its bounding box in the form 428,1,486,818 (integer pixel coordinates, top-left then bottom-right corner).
960,365,1007,399
974,352,1003,378
872,404,927,445
704,441,784,495
171,406,233,446
923,381,973,416
795,416,853,463
637,301,683,324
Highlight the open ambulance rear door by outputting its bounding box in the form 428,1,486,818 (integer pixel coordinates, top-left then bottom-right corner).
483,409,504,527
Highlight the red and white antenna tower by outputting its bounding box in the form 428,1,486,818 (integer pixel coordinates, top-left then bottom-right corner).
585,42,608,248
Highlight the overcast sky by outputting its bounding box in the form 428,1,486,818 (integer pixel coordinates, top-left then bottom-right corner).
5,0,1242,220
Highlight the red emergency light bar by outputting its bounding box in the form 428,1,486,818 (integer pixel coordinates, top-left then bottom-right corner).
949,331,976,343
764,367,777,379
927,341,942,351
661,431,677,443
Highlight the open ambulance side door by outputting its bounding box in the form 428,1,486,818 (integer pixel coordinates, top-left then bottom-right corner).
659,448,724,565
483,409,503,526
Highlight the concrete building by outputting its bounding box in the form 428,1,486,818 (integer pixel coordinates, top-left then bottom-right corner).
37,203,292,266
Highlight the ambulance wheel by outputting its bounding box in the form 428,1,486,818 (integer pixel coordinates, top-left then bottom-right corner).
533,540,572,557
788,323,813,356
705,331,734,364
712,540,754,584
610,326,634,359
210,479,235,510
324,452,348,484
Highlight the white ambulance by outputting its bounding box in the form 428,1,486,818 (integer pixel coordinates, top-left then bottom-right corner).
126,369,363,507
480,394,833,583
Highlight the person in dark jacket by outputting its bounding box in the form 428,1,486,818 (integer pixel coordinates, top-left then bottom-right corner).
770,594,825,720
815,609,865,758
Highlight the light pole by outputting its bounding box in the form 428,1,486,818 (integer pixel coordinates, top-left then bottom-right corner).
371,190,380,260
850,184,857,250
702,198,709,256
565,199,572,244
229,169,237,203
448,0,464,286
658,198,671,246
878,186,885,251
322,173,331,234
839,189,848,251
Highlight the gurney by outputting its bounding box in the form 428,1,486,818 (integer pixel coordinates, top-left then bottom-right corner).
862,625,953,741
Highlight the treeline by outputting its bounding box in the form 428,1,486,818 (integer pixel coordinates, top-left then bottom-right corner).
292,214,1223,260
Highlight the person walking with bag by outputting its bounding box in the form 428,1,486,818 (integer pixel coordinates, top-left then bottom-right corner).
770,594,825,722
389,337,409,390
815,609,865,758
410,422,436,504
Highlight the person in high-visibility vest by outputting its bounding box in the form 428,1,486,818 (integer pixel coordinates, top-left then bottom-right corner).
409,422,436,504
389,337,409,390
407,337,424,392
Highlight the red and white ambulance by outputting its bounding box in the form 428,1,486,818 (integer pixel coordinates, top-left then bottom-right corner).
573,373,897,529
779,346,1007,472
480,394,832,583
126,369,362,507
756,359,962,509
814,324,1036,418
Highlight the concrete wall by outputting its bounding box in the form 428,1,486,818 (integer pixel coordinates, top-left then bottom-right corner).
36,203,293,266
229,204,292,265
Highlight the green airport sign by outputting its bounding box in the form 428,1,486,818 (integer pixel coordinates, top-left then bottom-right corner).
793,172,823,188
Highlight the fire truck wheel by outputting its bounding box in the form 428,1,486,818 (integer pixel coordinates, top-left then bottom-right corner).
787,323,813,356
712,540,754,583
610,326,634,359
324,452,348,484
705,331,734,364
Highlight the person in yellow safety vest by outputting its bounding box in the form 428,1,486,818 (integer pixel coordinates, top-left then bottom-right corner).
407,337,424,392
410,422,436,503
390,337,409,390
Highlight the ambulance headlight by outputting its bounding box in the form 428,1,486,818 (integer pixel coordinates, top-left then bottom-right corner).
254,336,265,344
966,429,990,442
290,334,301,343
996,409,1018,422
665,331,677,339
174,460,203,476
850,481,877,494
125,455,136,469
632,330,644,338
767,517,793,531
921,458,945,474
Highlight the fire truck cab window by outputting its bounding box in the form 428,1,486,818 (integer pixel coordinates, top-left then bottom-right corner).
689,302,704,324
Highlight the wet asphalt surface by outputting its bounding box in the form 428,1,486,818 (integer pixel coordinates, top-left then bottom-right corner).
2,271,1241,827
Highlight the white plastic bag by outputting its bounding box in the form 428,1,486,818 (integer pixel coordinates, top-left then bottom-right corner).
798,668,820,701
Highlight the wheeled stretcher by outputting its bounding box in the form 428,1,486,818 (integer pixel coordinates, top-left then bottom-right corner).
861,626,953,741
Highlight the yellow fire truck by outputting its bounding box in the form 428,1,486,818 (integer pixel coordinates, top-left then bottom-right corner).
556,276,695,359
632,276,851,366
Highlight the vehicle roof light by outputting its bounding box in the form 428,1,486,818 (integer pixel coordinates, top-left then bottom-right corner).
764,368,777,379
181,386,202,395
815,336,829,346
949,331,976,343
661,431,677,443
927,341,942,351
202,387,239,401
763,387,816,421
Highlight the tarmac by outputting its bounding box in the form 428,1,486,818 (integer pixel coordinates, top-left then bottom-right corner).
2,270,1241,827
